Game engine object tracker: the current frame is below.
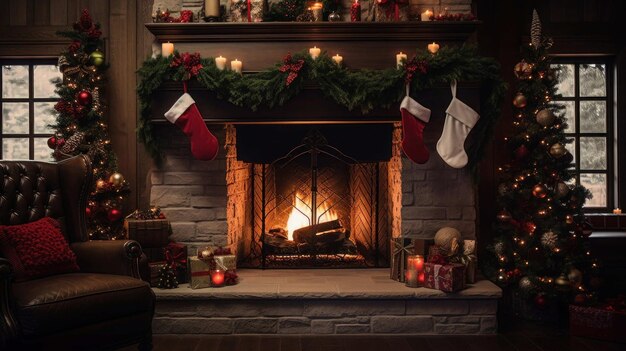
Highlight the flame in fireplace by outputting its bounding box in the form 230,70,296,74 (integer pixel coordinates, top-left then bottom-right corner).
286,192,338,241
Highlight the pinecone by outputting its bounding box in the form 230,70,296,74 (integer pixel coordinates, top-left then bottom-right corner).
60,132,85,154
531,9,542,48
157,265,178,289
541,231,558,249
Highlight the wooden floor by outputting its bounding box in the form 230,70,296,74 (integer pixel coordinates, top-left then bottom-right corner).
120,322,624,351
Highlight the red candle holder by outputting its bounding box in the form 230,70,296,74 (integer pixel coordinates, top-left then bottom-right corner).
210,269,225,287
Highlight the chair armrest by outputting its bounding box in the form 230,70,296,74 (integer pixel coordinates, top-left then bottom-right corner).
71,240,143,279
0,259,19,345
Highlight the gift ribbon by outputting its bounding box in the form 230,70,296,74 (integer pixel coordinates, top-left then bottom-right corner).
165,246,187,270
432,264,442,290
247,0,252,22
191,271,210,277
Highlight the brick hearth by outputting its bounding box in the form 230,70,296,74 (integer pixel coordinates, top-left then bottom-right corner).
153,269,501,335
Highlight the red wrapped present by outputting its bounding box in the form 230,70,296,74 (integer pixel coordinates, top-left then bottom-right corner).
570,304,626,343
164,242,188,284
424,262,466,292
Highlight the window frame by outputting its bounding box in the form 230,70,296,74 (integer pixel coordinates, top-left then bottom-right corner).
551,57,615,212
0,58,59,160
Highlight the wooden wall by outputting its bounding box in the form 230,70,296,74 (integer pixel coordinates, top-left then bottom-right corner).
0,0,156,210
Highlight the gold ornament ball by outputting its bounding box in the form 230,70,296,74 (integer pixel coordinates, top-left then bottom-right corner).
513,93,527,108
96,179,107,191
568,268,583,286
565,215,574,225
549,143,567,158
109,172,125,187
514,61,533,80
536,109,556,127
555,273,571,292
532,184,548,199
555,182,570,199
90,49,105,67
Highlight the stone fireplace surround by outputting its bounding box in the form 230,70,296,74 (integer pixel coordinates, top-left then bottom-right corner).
144,21,500,335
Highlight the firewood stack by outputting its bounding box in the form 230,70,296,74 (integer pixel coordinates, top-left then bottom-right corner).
263,219,357,255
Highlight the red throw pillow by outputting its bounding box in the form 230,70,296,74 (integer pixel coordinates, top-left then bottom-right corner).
0,217,79,282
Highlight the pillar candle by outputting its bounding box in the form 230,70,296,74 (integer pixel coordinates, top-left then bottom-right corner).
428,42,440,54
161,42,174,57
405,255,425,288
396,52,407,69
215,56,227,70
204,0,220,18
231,59,242,73
311,3,323,22
351,0,361,22
421,9,433,21
332,54,343,67
309,46,321,60
613,208,622,214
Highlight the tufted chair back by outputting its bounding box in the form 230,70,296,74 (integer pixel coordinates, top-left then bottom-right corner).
0,155,92,243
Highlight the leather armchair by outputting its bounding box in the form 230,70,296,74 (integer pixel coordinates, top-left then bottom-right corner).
0,155,155,350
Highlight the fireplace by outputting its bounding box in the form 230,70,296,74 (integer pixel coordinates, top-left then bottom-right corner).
231,124,401,268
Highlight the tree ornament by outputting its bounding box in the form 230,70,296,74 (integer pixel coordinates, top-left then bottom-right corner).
90,49,105,66
532,184,548,198
549,143,566,158
541,231,558,249
554,182,570,199
434,227,462,255
494,241,506,255
536,109,556,127
568,268,583,286
497,210,512,222
47,136,59,149
555,273,571,292
574,293,587,305
77,90,93,106
530,9,542,48
514,145,529,160
534,294,548,309
107,208,122,222
108,172,125,188
524,222,537,234
514,61,533,80
565,214,574,225
519,276,533,292
513,93,527,108
96,179,107,191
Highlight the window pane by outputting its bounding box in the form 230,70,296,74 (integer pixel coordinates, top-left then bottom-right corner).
560,101,576,133
34,102,56,134
2,65,29,98
33,137,53,161
2,102,30,134
2,138,29,159
34,65,61,98
580,173,607,207
580,137,606,170
579,101,606,133
567,138,577,164
553,64,575,97
579,64,606,97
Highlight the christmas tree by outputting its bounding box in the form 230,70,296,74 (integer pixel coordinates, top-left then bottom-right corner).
488,10,597,308
157,265,179,289
50,9,129,240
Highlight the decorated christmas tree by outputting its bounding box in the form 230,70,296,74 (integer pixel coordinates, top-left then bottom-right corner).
50,9,129,240
488,10,597,308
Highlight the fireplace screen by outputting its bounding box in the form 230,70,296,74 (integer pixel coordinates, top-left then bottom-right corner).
247,130,387,268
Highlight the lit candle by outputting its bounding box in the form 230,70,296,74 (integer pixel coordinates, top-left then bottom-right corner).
332,54,343,67
396,52,407,69
351,0,361,22
613,208,622,214
161,42,174,57
215,56,227,70
204,0,220,19
421,9,433,21
309,46,321,60
405,255,425,288
231,59,242,73
427,42,440,54
211,269,225,287
311,2,323,22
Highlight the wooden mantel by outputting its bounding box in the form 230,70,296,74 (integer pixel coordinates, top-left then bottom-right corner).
144,21,481,124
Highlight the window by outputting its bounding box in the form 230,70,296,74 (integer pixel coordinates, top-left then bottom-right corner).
552,59,614,210
1,59,61,161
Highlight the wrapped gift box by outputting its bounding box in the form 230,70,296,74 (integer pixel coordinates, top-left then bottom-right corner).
390,238,433,282
165,242,188,284
189,257,211,289
570,304,626,343
424,262,466,292
124,219,170,248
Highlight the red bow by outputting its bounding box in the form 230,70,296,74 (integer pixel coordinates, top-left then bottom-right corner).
170,52,203,80
279,54,305,86
165,243,187,270
404,58,428,85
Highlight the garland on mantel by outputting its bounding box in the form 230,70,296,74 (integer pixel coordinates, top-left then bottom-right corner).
137,46,506,167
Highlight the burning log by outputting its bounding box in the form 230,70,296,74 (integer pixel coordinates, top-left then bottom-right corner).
315,230,349,245
268,227,288,239
293,219,343,244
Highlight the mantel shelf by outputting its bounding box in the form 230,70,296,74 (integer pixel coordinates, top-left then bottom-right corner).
145,21,481,43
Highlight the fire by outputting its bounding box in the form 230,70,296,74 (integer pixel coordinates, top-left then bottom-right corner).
286,192,338,241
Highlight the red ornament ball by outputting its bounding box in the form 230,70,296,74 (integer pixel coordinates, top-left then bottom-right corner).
574,293,587,305
532,184,548,198
77,90,93,106
107,208,122,222
534,294,548,309
47,136,58,149
86,207,92,217
514,145,529,160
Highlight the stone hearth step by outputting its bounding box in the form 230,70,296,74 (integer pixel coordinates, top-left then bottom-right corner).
153,269,501,335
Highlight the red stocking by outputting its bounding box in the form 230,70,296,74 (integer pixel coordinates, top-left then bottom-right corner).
400,95,431,164
164,92,218,161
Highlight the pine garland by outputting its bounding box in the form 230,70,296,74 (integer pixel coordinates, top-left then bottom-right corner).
137,46,506,170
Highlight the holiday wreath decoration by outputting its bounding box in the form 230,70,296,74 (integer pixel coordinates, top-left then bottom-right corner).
137,46,506,168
